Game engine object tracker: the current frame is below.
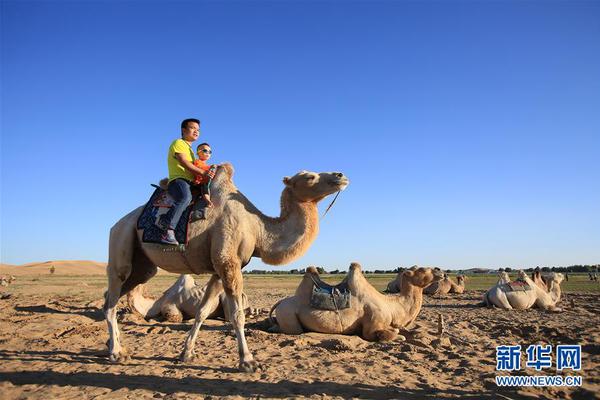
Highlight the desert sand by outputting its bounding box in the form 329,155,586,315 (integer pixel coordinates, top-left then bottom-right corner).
1,262,599,399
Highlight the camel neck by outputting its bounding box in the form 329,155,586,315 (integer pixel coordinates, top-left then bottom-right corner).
549,280,562,303
258,188,319,265
390,282,424,327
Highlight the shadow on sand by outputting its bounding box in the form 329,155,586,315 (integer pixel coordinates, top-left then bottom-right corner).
0,369,536,399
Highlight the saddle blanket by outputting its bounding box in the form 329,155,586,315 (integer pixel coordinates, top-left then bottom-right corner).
136,186,193,245
501,280,532,292
309,278,351,311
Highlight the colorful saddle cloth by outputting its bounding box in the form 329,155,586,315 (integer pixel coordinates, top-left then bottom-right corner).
501,280,532,292
309,275,351,311
136,186,193,245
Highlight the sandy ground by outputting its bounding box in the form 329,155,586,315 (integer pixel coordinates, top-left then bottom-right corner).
0,264,599,399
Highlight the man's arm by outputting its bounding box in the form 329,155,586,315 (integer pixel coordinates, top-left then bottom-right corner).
175,153,216,178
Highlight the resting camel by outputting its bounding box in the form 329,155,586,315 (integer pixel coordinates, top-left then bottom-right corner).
423,273,452,295
105,164,349,371
448,275,466,294
483,270,564,311
127,275,252,322
269,262,444,341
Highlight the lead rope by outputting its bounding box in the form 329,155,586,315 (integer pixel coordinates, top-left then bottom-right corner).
320,191,341,220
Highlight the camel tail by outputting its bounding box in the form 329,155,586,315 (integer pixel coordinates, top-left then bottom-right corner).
268,299,285,327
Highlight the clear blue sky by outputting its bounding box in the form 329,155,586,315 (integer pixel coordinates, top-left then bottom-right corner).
1,1,599,270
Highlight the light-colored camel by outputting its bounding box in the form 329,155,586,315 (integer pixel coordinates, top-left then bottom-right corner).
0,275,15,287
105,164,348,371
449,275,466,294
483,270,564,311
269,262,444,341
423,273,452,295
127,275,252,322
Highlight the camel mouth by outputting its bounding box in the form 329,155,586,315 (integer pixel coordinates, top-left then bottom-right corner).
329,176,349,190
432,268,445,281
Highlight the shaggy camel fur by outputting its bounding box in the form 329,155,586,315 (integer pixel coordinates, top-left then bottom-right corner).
448,275,466,294
423,273,453,295
483,270,564,311
127,275,252,322
105,164,348,372
269,262,444,341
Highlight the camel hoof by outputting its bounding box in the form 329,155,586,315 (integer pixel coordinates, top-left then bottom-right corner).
180,351,197,363
109,351,130,363
239,360,261,373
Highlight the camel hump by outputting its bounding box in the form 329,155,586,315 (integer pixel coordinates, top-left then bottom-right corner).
217,162,234,178
349,262,362,272
306,266,319,275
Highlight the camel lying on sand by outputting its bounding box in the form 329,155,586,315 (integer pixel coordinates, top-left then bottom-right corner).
423,273,453,295
269,262,444,341
0,275,15,287
105,164,348,371
448,275,466,294
127,275,252,322
483,270,564,311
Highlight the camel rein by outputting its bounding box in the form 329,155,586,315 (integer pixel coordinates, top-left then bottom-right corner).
320,191,341,220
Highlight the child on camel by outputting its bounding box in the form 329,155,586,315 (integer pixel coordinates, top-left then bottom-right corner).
191,142,217,221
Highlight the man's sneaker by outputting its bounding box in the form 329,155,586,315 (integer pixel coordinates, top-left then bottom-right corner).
160,229,179,245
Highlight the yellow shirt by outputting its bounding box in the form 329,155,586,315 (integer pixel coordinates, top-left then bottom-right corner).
167,139,195,182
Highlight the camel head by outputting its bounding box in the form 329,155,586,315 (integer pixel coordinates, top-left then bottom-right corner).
547,272,564,287
517,270,529,282
456,275,466,284
283,171,349,202
402,267,444,289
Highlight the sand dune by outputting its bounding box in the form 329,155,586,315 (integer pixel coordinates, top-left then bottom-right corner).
0,260,107,276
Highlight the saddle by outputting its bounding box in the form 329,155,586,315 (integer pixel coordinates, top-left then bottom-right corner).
136,186,201,246
309,274,351,311
501,279,532,292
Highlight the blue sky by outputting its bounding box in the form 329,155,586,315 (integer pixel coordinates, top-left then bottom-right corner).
1,1,599,270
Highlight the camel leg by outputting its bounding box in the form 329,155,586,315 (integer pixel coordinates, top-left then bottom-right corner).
105,213,157,363
272,298,304,335
181,274,223,362
161,302,184,323
105,271,129,362
361,310,398,342
221,266,260,372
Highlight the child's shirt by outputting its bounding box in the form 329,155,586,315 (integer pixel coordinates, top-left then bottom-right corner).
193,159,212,185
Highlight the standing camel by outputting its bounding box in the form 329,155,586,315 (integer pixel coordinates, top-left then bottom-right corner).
105,164,348,371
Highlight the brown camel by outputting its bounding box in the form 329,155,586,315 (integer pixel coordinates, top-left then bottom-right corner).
269,263,444,341
105,164,348,372
423,273,453,295
448,275,466,294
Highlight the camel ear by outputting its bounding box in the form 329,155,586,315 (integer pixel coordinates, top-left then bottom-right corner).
283,176,291,186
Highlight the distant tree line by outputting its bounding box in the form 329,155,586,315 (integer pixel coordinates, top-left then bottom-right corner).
243,265,599,275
